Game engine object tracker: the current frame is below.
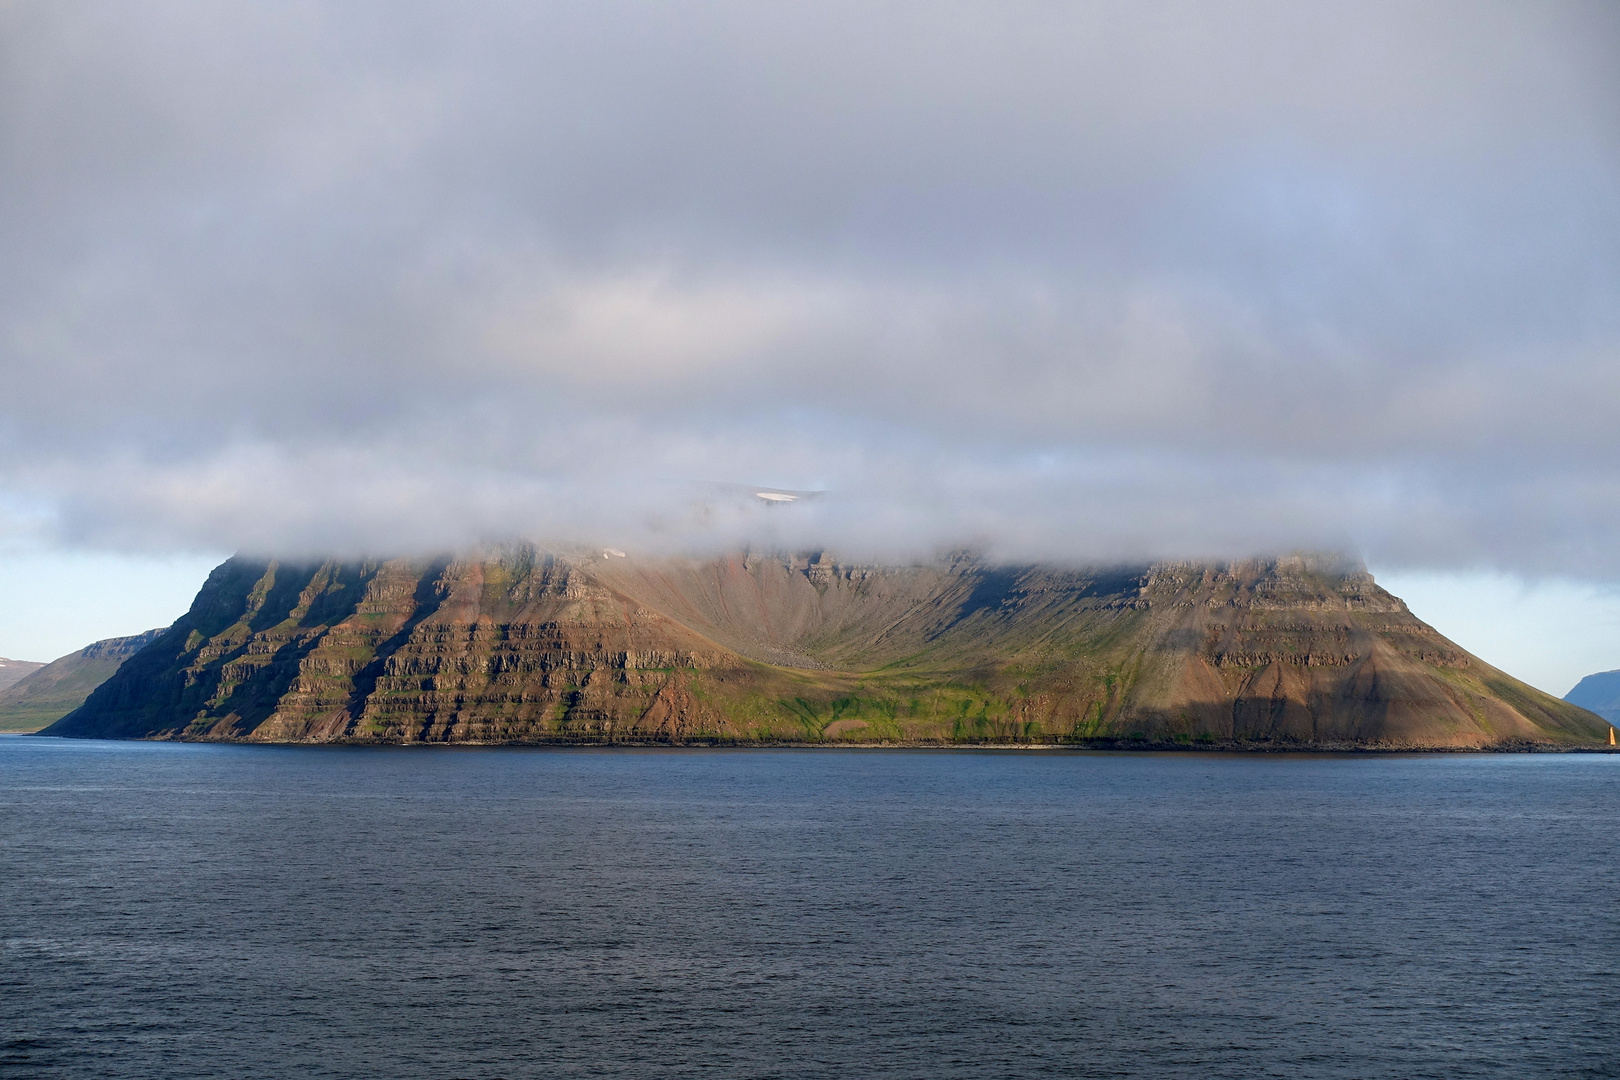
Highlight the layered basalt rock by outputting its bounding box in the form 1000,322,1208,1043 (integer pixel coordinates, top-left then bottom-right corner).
44,547,1609,748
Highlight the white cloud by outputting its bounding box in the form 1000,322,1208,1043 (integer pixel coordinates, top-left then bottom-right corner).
477,269,834,383
1,0,1617,576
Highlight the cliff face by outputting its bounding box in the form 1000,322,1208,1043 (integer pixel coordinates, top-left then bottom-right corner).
0,630,167,732
43,548,1608,748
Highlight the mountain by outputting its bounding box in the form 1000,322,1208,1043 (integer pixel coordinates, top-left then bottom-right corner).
1564,670,1620,723
42,548,1608,748
0,630,167,732
0,658,44,694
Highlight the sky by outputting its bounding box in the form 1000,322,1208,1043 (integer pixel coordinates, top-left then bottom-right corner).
1,1,1618,691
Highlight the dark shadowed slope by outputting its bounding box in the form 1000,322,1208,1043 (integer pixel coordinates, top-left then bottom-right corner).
44,548,1608,748
1566,669,1620,723
0,630,167,732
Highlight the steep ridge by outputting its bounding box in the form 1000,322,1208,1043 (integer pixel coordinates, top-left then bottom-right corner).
44,547,1607,748
0,630,167,732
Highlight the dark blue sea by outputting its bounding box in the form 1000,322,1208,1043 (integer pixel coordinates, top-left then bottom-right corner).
2,737,1617,1079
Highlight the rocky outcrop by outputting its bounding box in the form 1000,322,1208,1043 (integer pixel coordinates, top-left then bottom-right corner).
0,630,167,732
43,547,1609,748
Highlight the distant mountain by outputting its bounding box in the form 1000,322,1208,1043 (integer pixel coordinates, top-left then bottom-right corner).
0,658,44,693
42,548,1608,749
1564,670,1620,723
0,630,167,732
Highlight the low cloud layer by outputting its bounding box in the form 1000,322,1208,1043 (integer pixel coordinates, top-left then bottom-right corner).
2,1,1618,570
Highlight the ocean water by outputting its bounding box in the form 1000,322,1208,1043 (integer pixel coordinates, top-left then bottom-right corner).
2,738,1617,1079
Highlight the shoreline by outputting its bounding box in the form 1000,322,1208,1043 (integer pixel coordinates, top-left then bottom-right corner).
11,732,1618,753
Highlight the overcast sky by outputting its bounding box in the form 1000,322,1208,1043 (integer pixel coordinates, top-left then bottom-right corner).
2,2,1618,685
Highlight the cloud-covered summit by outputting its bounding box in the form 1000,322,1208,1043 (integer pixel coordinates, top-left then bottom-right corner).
2,1,1617,569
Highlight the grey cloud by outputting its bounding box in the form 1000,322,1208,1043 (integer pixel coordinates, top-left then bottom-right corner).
1,0,1618,572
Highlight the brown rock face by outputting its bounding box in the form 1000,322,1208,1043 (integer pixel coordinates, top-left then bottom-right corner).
43,547,1608,748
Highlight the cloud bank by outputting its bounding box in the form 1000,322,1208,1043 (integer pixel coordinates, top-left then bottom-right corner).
2,0,1617,569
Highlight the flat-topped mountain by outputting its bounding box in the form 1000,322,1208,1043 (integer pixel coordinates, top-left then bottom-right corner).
0,630,167,732
43,548,1608,748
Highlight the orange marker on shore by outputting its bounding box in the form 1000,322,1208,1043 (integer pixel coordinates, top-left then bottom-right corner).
1610,726,1616,746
